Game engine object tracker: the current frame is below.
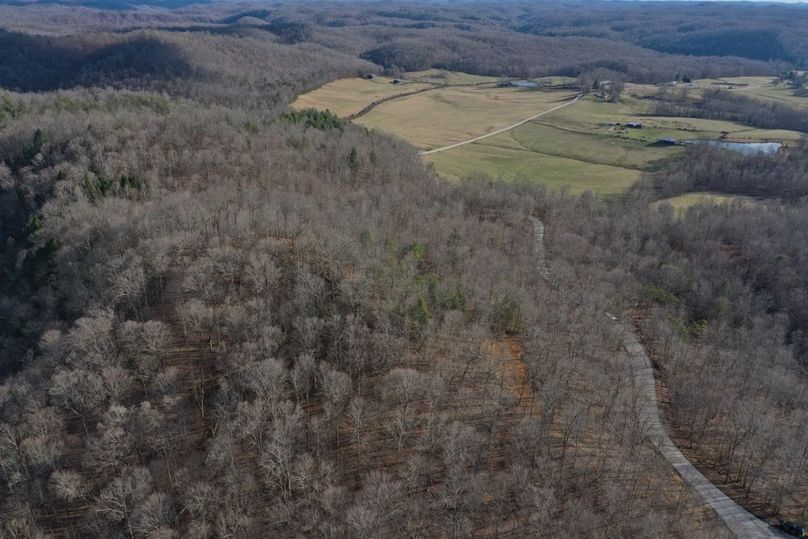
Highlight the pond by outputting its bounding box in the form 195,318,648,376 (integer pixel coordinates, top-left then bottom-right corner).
684,140,782,156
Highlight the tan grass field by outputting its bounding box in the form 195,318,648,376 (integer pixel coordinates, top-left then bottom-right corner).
425,135,642,195
690,76,774,89
628,77,808,110
653,192,761,212
512,118,678,169
405,68,498,85
405,70,576,87
422,94,800,195
293,74,804,195
290,76,432,117
355,86,576,149
542,96,804,143
739,82,808,110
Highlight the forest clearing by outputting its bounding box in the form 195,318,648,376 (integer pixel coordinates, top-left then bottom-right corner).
294,73,805,196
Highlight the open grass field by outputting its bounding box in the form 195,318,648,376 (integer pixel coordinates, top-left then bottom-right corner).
294,73,804,195
426,136,643,194
688,77,808,111
290,76,432,117
690,76,773,89
422,94,803,195
355,86,576,150
404,68,498,85
510,121,675,170
422,100,682,195
628,77,808,111
738,82,808,110
654,192,761,212
540,95,803,143
405,70,576,87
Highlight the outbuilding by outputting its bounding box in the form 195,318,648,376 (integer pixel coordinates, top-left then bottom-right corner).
655,138,679,146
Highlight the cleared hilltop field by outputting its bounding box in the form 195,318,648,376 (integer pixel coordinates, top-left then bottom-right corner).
290,75,433,117
404,68,501,85
425,137,645,194
289,69,503,118
293,73,804,195
424,92,802,195
356,87,577,150
629,76,808,110
732,79,808,110
653,192,761,212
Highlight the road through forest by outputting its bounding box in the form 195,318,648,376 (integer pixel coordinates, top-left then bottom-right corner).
527,216,785,539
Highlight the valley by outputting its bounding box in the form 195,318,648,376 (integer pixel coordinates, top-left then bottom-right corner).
1,2,807,537
294,72,806,196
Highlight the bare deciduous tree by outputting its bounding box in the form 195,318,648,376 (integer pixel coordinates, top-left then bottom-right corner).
49,469,86,502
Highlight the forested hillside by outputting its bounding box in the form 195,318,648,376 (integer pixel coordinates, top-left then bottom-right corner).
3,1,807,70
0,0,801,90
0,88,716,537
0,1,806,537
0,29,373,106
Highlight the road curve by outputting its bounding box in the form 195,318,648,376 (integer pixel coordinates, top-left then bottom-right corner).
526,216,783,538
621,329,782,538
420,94,581,156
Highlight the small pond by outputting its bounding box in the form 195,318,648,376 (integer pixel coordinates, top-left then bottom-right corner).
684,140,782,156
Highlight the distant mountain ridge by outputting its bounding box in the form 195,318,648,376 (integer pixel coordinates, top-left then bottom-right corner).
0,0,209,10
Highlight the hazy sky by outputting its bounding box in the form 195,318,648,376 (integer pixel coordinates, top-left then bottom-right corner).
650,0,808,3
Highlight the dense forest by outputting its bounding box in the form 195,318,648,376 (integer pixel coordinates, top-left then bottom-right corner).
0,1,806,537
0,88,717,537
559,187,808,521
0,0,801,94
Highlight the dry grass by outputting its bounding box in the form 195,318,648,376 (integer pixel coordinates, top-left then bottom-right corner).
740,83,808,111
653,192,763,212
405,68,499,85
356,87,576,150
628,77,808,111
541,95,803,143
295,75,802,197
425,137,641,195
291,76,432,117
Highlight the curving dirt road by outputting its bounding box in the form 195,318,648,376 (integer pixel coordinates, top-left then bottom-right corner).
419,94,582,156
620,329,784,538
526,216,784,538
347,80,498,121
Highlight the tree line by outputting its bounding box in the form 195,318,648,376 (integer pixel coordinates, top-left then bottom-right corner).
651,87,808,133
636,143,808,201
